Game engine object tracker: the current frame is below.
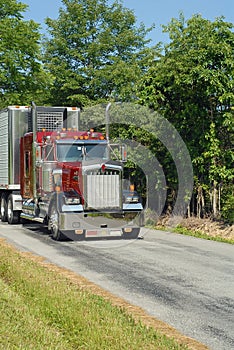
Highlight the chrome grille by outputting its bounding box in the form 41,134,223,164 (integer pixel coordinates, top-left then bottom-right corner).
85,173,121,209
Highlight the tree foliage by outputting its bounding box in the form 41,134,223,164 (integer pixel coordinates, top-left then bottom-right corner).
43,0,155,106
0,0,50,107
137,14,234,220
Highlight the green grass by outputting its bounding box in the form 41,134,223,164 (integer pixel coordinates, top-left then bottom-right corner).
0,241,188,350
173,225,234,244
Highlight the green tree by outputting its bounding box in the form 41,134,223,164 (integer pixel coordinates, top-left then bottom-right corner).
43,0,155,106
137,14,234,220
0,0,51,107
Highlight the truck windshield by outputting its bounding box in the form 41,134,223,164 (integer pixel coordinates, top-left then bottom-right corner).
56,143,108,162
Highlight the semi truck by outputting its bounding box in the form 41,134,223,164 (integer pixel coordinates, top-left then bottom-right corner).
0,104,143,240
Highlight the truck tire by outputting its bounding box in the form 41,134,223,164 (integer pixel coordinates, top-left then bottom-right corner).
123,227,140,239
0,193,8,222
49,201,67,241
7,194,20,224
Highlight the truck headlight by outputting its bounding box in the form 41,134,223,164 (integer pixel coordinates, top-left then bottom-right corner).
64,196,80,205
125,196,139,203
123,191,140,203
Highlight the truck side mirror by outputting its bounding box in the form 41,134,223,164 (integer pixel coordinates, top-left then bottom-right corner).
121,144,127,162
109,143,127,162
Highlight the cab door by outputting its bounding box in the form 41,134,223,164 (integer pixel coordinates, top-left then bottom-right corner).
20,135,33,199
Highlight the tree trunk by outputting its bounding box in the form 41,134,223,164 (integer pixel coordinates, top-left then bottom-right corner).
197,185,204,219
187,203,191,218
218,183,221,213
212,180,218,218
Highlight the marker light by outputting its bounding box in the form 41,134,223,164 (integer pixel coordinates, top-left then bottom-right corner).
55,186,61,192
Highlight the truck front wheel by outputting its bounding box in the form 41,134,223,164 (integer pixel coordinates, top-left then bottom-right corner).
7,194,20,224
49,201,67,241
0,193,8,222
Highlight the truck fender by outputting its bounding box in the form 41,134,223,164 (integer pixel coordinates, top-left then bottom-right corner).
48,192,63,216
10,193,23,211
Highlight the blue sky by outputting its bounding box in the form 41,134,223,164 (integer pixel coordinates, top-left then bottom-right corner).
23,0,234,45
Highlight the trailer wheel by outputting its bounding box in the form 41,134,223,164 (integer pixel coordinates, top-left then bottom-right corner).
0,194,8,222
7,194,20,224
49,201,67,241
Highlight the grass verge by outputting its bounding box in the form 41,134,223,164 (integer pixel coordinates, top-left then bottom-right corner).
146,224,234,244
173,225,234,245
0,239,193,350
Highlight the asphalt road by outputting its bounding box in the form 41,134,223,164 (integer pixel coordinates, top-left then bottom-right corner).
0,221,233,350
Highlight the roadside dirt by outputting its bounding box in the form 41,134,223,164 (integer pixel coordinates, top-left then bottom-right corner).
181,217,234,239
157,216,234,240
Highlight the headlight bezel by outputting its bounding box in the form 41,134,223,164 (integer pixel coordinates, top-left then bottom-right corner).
63,191,81,205
123,190,140,204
